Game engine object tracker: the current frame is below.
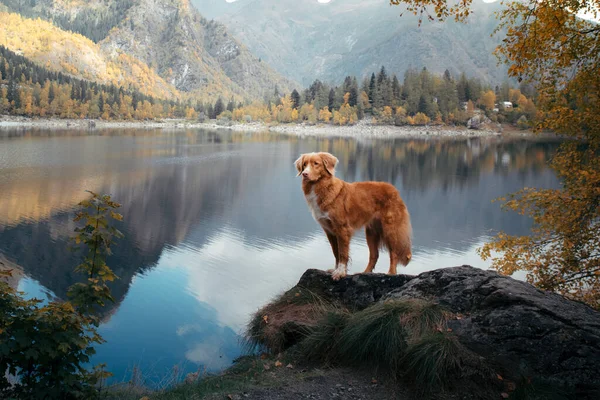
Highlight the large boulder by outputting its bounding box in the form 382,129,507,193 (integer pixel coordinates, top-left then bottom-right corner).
289,266,600,398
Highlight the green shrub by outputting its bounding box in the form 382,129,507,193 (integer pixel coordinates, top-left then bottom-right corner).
0,191,121,399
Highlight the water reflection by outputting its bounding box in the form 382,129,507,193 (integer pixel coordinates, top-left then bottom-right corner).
0,129,561,385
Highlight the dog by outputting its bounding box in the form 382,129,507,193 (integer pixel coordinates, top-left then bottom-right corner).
295,152,412,280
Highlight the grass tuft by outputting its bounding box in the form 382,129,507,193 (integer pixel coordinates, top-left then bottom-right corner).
403,332,494,394
244,288,337,353
336,301,412,373
295,308,350,364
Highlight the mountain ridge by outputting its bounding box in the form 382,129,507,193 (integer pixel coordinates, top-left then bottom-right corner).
192,0,509,86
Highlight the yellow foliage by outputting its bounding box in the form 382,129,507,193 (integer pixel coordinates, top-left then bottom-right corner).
0,12,179,100
413,112,430,125
479,90,496,110
318,106,332,123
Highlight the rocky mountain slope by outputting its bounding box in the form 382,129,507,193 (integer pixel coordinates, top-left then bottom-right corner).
0,0,295,100
193,0,509,86
101,0,295,99
0,11,179,99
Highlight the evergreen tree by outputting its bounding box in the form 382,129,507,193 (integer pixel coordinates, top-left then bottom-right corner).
391,75,401,105
291,89,301,109
349,86,358,107
328,88,335,111
368,73,376,105
213,98,225,118
417,94,428,114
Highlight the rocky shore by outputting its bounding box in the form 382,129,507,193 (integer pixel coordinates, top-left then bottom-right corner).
0,115,512,139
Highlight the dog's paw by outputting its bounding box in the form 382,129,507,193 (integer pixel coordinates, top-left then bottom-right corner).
331,269,346,281
326,268,335,273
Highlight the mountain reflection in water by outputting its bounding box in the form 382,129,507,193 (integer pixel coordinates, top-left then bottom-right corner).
0,128,560,385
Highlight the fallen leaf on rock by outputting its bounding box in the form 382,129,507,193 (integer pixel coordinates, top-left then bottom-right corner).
501,393,509,399
263,364,271,370
286,363,294,369
262,315,268,324
497,374,504,381
275,361,282,367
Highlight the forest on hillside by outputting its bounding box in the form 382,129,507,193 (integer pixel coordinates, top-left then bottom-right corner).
1,43,535,127
225,66,537,128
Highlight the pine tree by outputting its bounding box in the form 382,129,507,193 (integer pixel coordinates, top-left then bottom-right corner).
328,88,335,112
368,73,376,106
291,89,301,109
213,98,224,118
391,75,401,105
349,86,358,107
417,94,428,115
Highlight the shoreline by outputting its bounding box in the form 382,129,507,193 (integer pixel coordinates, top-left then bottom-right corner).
0,114,539,139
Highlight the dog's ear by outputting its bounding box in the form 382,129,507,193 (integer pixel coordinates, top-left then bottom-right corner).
294,155,305,177
319,152,338,176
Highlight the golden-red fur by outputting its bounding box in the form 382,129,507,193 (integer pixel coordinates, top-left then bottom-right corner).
295,152,412,280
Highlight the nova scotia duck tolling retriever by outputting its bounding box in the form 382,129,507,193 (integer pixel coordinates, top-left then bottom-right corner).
295,152,412,280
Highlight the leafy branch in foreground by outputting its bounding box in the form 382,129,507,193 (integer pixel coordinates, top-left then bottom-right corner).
0,191,122,399
480,144,600,307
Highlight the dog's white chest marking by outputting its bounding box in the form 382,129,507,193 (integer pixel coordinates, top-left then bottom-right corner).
305,190,329,222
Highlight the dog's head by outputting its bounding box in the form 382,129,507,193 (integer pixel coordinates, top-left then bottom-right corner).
294,152,339,182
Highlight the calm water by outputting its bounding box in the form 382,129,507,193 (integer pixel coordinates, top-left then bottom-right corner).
0,128,560,386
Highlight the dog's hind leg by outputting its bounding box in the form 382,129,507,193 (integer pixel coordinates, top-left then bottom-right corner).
382,209,412,275
364,221,382,273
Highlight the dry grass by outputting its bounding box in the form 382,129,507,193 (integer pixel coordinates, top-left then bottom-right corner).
245,288,339,353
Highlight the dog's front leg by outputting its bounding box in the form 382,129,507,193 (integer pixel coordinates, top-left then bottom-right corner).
324,230,339,272
331,231,351,281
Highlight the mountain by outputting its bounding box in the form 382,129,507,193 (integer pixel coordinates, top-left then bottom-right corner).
0,0,135,43
191,0,509,86
0,0,296,101
101,0,296,99
0,11,179,99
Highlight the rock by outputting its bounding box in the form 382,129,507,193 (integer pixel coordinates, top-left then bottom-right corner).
467,114,492,129
288,266,600,398
296,269,413,311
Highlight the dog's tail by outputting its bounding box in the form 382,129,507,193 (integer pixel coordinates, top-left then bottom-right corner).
399,207,412,266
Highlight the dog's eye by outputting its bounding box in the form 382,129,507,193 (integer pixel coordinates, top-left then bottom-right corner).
314,162,319,165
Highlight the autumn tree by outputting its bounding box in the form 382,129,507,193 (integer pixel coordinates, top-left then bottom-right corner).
479,90,496,110
318,106,332,123
390,0,600,307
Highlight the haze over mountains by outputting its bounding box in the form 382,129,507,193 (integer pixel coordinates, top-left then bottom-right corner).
192,0,509,86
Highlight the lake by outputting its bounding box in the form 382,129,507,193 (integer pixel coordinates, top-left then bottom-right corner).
0,128,560,387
